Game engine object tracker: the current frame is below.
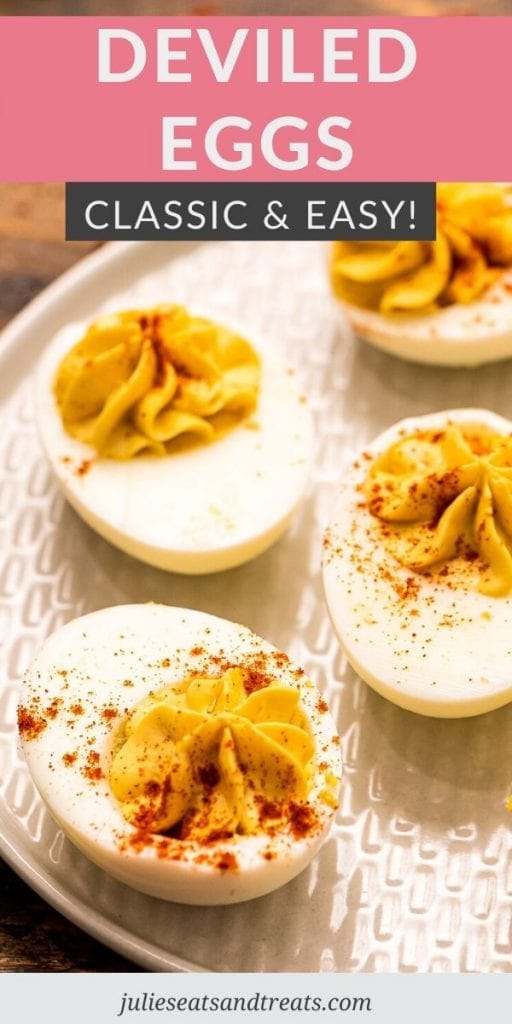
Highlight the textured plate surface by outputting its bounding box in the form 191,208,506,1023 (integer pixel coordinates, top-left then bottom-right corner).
0,240,511,972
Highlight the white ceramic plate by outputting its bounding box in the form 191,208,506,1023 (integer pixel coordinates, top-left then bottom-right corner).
1,240,511,972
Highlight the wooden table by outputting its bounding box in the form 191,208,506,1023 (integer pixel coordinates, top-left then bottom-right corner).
1,1,511,13
0,184,136,970
0,185,95,333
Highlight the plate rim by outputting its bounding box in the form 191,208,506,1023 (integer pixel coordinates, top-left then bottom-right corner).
0,238,221,973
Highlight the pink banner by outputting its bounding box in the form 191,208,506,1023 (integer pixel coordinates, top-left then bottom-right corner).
0,16,510,182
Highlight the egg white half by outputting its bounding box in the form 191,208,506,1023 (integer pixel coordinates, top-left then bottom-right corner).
340,269,512,367
19,604,341,905
323,408,512,718
35,320,313,574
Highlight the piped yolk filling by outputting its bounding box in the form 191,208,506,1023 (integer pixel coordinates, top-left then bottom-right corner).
331,183,512,314
54,305,261,459
363,423,512,597
110,668,319,841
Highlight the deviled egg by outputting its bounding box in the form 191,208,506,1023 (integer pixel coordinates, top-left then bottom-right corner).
330,184,512,366
36,305,313,573
323,409,512,717
18,604,341,905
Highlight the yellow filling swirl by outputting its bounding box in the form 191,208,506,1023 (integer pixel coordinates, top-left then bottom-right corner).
364,423,512,597
110,668,316,840
54,305,261,459
331,183,512,314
